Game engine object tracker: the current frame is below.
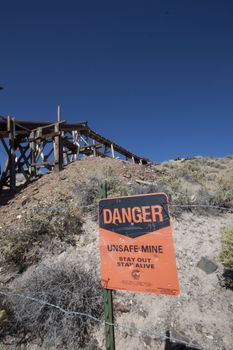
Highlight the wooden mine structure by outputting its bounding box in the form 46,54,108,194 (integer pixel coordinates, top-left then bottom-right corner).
0,115,149,192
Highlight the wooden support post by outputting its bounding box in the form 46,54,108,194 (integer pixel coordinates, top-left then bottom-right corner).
111,144,115,159
57,105,61,122
7,116,16,192
54,123,63,172
62,131,68,165
30,131,36,177
93,140,97,156
36,127,42,139
75,131,80,160
104,289,115,350
71,131,76,161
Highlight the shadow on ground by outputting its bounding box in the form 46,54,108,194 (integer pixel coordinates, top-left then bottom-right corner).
219,268,233,290
165,331,200,350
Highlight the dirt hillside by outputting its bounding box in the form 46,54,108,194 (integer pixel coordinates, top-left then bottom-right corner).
0,155,233,350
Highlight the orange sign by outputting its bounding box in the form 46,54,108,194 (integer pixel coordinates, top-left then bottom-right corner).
99,193,180,296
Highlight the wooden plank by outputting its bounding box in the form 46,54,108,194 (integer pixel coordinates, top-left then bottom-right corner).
54,123,63,172
84,128,149,164
7,117,16,191
29,131,36,176
111,144,115,159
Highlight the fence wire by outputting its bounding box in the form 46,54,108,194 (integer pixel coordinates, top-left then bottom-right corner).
0,202,231,349
83,203,233,212
0,290,210,350
1,202,233,213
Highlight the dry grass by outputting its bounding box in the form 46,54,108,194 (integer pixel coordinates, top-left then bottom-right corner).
0,203,82,270
129,174,192,217
3,256,103,349
68,157,233,219
212,176,233,208
219,226,233,268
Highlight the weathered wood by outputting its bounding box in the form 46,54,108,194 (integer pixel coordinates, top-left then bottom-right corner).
111,144,115,159
92,140,97,156
79,144,102,152
57,105,61,122
0,116,150,192
7,117,16,192
29,131,36,177
54,123,63,172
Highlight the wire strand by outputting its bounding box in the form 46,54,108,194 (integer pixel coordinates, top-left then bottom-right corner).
1,202,233,213
0,290,210,350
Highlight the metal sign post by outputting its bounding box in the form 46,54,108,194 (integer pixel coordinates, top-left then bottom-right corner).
100,182,116,350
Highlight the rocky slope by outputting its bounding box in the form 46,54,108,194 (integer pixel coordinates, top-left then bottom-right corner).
0,155,233,350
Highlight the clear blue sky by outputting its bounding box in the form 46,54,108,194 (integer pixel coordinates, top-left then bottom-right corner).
0,0,232,162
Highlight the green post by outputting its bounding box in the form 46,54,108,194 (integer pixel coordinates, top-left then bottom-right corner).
104,289,115,350
100,182,115,350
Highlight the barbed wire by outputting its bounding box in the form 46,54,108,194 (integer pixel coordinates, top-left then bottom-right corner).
170,203,233,211
84,203,233,213
0,200,228,349
0,290,210,350
0,198,229,349
1,201,233,213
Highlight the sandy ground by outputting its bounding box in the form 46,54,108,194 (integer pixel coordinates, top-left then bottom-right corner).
80,212,233,350
0,157,233,349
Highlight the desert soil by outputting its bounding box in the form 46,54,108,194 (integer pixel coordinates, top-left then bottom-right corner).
0,157,233,350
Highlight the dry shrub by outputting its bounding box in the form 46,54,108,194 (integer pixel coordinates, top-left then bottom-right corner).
194,187,213,205
189,187,218,215
212,176,233,208
0,203,82,269
219,226,233,290
129,178,229,217
73,176,104,222
74,175,128,220
75,176,102,208
4,257,103,349
105,176,128,197
129,175,192,217
0,298,9,338
219,226,233,268
175,160,206,185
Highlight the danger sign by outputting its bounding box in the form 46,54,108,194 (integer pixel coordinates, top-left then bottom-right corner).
99,193,180,296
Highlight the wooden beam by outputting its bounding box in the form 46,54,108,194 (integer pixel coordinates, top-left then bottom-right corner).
54,122,63,172
93,140,97,156
30,131,36,177
111,144,115,159
7,116,16,192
